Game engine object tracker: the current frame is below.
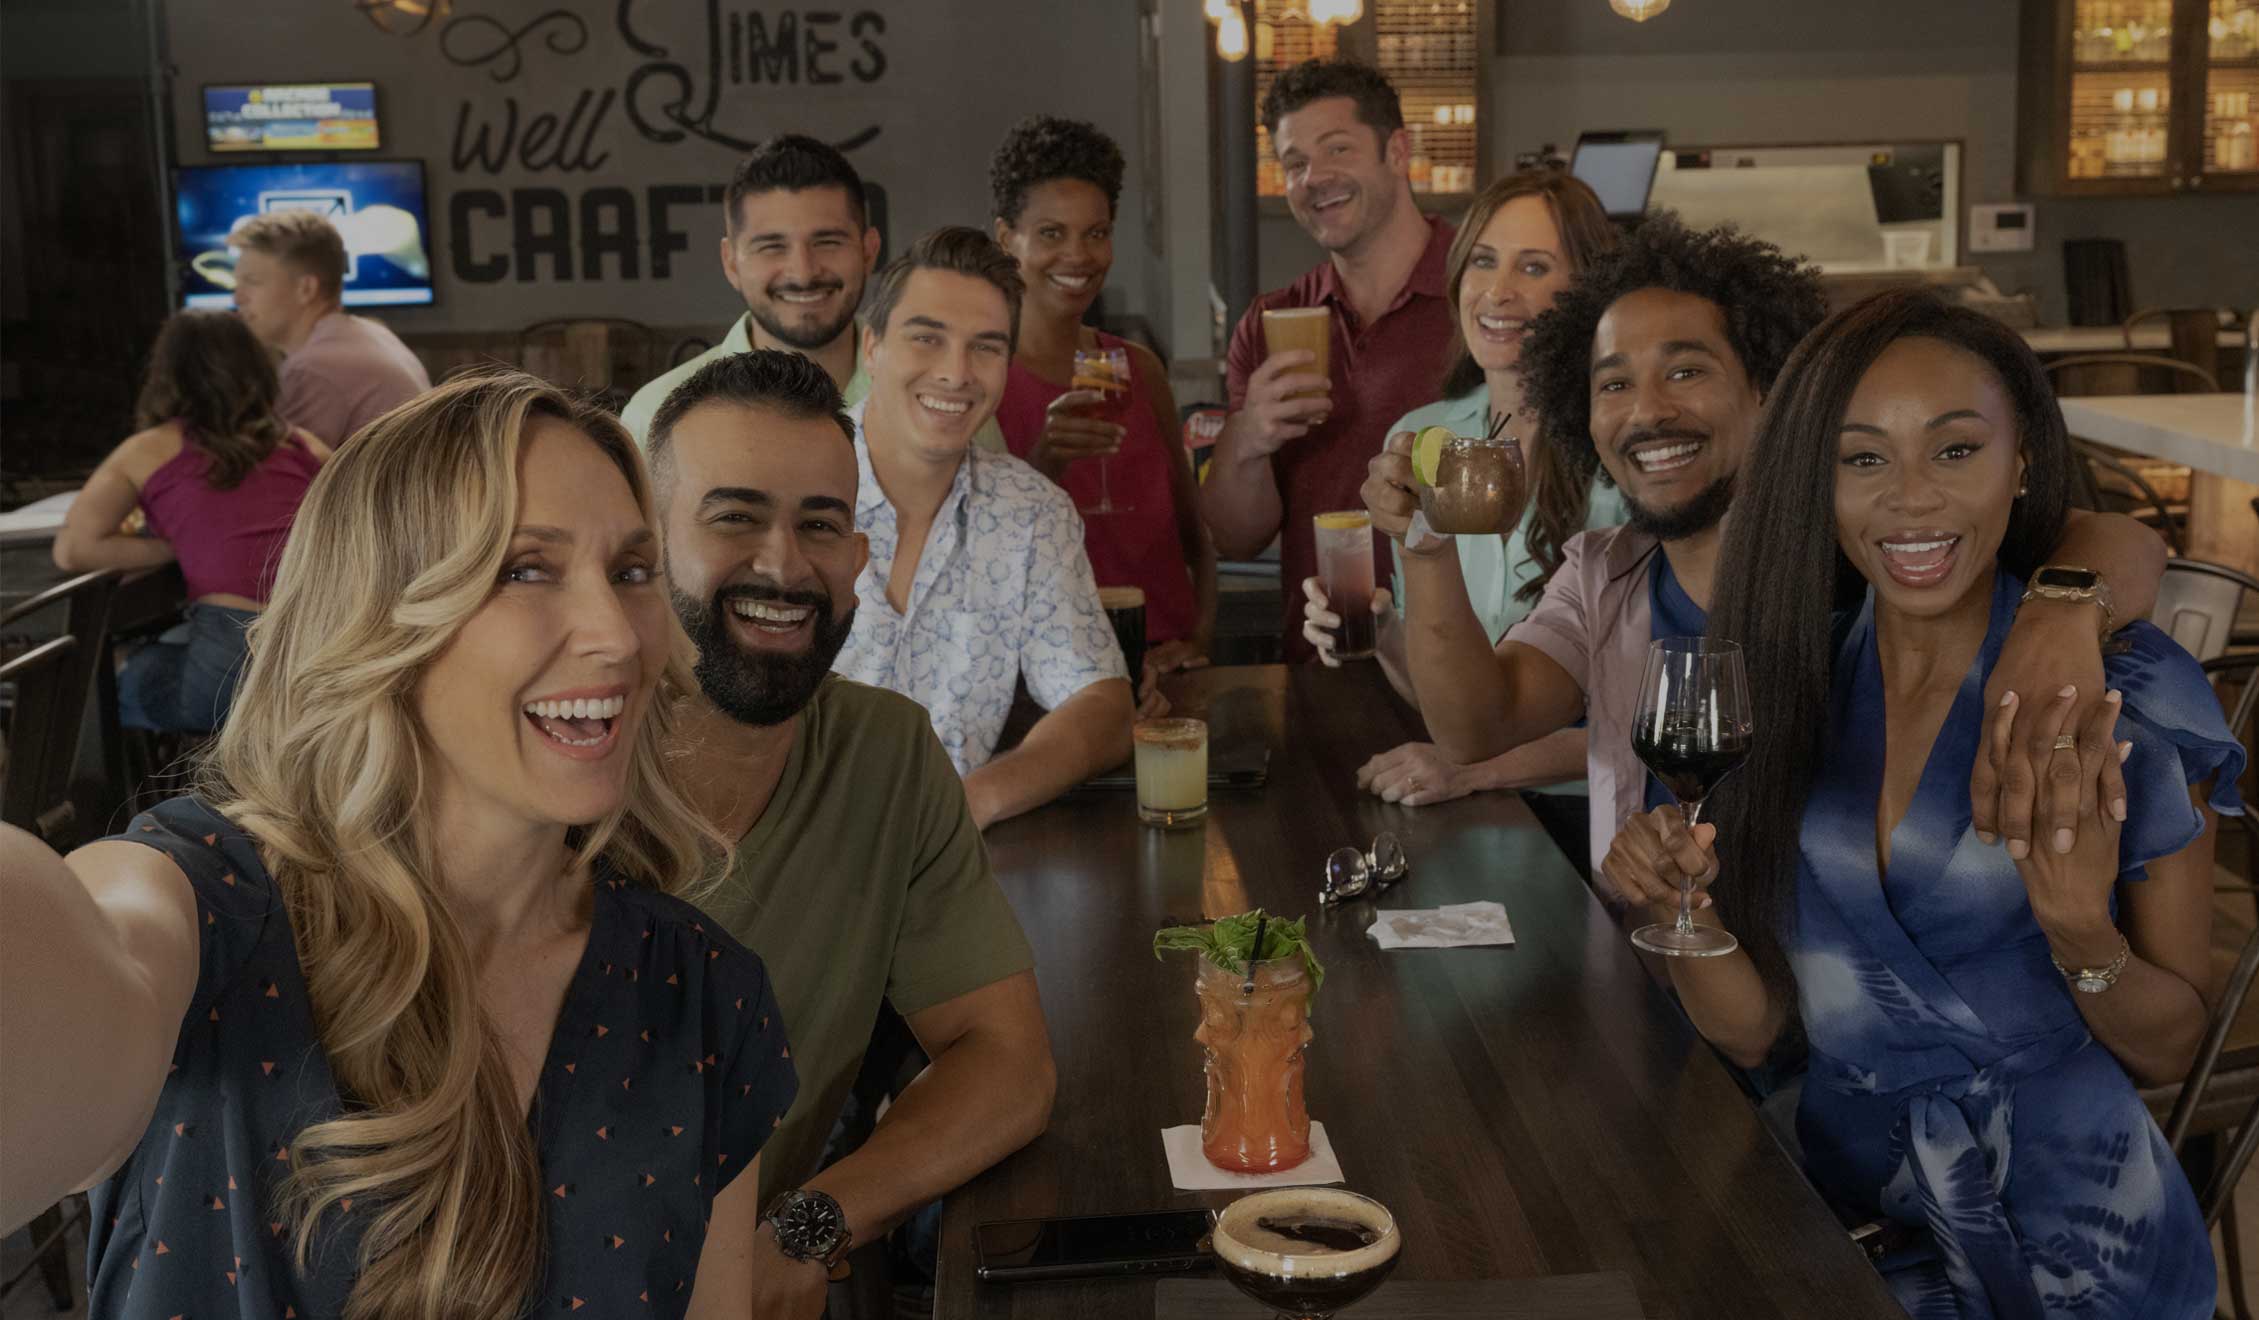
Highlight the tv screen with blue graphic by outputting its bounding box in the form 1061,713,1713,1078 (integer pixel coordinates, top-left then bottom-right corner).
204,83,380,153
176,160,434,309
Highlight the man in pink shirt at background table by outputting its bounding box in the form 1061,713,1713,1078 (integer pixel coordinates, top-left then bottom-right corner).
229,210,430,448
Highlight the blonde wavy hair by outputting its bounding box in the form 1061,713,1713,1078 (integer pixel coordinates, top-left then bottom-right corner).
197,369,719,1317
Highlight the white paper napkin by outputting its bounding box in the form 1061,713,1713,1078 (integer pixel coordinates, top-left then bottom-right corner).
1366,901,1515,949
1161,1122,1345,1191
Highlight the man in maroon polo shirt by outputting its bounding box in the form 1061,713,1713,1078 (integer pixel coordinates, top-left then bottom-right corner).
1203,58,1457,662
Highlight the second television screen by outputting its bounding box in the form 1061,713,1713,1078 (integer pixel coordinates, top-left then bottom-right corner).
205,83,379,153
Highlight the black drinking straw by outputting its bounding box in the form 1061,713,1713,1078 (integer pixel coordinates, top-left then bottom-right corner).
1243,915,1267,995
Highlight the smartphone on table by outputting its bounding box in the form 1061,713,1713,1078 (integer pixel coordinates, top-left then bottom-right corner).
972,1208,1217,1283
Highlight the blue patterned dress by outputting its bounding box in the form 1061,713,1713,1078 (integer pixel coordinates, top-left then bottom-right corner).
1791,573,2242,1319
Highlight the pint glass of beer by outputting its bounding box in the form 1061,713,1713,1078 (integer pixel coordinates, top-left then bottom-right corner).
1098,585,1147,685
1261,306,1331,399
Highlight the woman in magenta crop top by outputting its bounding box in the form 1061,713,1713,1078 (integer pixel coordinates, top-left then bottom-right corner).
55,310,333,732
990,116,1216,705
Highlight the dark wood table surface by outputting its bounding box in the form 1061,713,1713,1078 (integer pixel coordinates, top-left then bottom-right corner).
936,664,1904,1320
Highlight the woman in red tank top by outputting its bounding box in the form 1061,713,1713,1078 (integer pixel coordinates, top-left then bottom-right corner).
54,311,332,731
990,116,1216,706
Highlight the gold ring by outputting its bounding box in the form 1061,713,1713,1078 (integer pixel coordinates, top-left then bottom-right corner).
2052,734,2079,751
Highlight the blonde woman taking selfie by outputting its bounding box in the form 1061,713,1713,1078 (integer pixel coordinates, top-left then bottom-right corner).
0,372,796,1318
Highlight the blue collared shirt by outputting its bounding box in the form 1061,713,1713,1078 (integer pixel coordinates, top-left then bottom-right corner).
832,401,1129,773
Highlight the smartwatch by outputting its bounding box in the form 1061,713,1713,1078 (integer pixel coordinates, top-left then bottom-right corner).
2022,565,2116,642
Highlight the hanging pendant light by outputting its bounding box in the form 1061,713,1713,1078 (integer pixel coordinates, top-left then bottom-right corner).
1308,0,1366,24
355,0,450,35
1217,4,1251,61
1608,0,1672,20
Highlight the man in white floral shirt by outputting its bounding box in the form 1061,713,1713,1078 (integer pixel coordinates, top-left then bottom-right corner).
832,227,1134,828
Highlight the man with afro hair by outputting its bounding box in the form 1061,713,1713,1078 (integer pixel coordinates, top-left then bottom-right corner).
1366,213,2167,887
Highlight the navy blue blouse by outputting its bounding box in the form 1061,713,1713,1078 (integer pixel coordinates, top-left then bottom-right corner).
85,796,797,1317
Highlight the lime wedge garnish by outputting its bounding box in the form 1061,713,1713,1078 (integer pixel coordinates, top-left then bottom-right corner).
1411,425,1453,486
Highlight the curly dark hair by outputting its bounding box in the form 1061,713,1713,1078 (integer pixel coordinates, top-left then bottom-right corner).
1260,58,1403,145
989,115,1126,227
1518,212,1827,482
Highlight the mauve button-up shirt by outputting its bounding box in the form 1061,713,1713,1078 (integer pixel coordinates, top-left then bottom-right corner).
278,311,431,447
1502,524,1667,875
1225,215,1458,662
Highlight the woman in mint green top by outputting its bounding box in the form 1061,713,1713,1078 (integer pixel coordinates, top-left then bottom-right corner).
1301,169,1623,809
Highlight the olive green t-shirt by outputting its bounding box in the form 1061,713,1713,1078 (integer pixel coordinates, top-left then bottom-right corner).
697,675,1035,1204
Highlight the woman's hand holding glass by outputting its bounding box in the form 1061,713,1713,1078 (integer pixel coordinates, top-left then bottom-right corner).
1300,576,1397,668
1027,387,1124,483
1359,431,1440,555
1601,805,1721,922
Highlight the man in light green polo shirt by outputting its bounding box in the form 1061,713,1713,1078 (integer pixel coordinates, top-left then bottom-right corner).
623,133,1003,453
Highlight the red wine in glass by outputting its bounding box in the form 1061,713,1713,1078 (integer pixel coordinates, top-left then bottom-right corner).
1629,636,1751,959
1632,717,1752,806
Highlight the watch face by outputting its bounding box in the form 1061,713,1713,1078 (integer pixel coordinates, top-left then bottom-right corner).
779,1193,846,1254
2035,567,2100,591
2075,973,2111,994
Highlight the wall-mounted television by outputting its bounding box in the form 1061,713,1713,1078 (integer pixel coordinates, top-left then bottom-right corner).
176,159,434,309
204,83,380,153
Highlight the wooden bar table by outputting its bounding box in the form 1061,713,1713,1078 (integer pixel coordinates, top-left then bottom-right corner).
936,664,1902,1320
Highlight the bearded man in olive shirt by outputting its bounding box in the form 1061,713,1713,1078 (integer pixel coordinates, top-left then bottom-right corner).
650,349,1053,1320
1204,58,1458,661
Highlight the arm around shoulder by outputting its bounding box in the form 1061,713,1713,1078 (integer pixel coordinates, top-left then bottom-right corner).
1,829,200,1230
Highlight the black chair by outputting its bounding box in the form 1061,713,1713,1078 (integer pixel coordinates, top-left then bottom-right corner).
0,568,119,848
0,634,86,1312
0,635,77,838
2154,559,2259,663
2063,439,2189,554
516,317,668,411
2045,350,2221,399
2121,307,2240,392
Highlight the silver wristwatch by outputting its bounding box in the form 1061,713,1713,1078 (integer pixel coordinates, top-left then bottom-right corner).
765,1188,853,1275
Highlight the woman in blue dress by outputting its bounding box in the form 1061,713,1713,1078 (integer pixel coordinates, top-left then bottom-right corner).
1603,288,2240,1318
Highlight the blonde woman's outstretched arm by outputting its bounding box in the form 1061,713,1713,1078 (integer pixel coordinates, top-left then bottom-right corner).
684,1154,763,1318
0,826,199,1231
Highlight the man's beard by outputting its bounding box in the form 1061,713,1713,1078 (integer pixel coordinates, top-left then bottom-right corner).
671,579,856,727
748,279,860,352
1621,473,1736,541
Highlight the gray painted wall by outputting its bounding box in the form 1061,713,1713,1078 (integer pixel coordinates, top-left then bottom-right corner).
1252,0,2258,323
157,0,1151,335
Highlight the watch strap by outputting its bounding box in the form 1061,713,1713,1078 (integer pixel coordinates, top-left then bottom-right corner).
2023,566,2115,641
2050,934,2131,993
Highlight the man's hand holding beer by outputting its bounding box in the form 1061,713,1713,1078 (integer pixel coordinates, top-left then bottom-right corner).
1223,350,1331,459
